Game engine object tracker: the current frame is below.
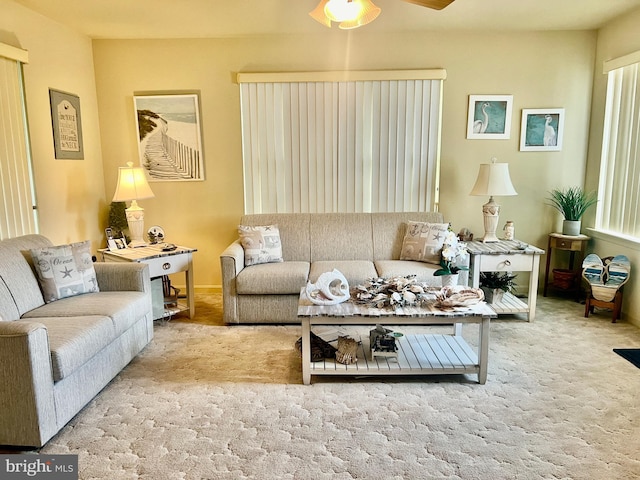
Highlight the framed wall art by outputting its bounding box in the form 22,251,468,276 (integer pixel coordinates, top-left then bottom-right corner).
520,108,565,151
49,89,84,159
466,95,513,140
133,92,205,181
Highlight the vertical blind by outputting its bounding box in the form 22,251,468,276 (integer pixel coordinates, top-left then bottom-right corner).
0,43,37,240
238,70,445,214
598,52,640,238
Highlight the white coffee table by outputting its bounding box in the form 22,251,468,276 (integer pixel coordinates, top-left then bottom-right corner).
297,290,496,385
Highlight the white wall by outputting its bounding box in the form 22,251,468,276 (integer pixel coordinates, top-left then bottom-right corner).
0,0,106,250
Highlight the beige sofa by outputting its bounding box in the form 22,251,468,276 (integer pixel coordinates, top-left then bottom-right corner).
220,212,466,324
0,234,153,447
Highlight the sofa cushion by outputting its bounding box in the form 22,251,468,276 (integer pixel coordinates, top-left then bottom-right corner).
374,260,441,287
310,213,374,261
34,315,117,381
22,291,149,336
237,261,310,295
238,224,284,266
310,261,378,289
30,240,99,303
399,222,449,265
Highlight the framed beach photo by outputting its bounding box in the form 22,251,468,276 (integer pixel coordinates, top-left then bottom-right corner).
49,89,84,159
466,95,513,140
520,108,565,151
133,93,205,181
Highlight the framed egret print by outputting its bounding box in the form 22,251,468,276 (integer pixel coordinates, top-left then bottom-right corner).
133,92,205,181
520,108,565,151
466,95,513,140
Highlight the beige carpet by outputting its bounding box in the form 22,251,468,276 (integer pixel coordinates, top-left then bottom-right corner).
33,294,640,479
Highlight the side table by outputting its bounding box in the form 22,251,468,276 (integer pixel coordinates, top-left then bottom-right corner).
466,240,545,322
100,245,197,320
543,233,590,299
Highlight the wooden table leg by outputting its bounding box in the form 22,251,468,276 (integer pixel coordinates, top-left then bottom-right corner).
301,318,311,385
478,315,490,384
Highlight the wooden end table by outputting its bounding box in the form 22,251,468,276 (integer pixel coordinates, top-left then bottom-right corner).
297,290,496,385
466,240,545,322
543,233,590,299
100,245,197,320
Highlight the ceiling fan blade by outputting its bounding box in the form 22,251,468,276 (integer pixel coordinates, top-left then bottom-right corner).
401,0,455,10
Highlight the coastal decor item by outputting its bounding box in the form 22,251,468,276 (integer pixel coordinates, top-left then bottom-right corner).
237,224,283,266
503,221,515,240
133,93,205,181
434,286,485,308
112,162,155,247
582,254,630,302
433,226,469,279
547,187,597,235
466,95,513,140
49,88,84,159
335,336,359,365
520,108,565,151
353,275,434,309
479,271,517,303
295,332,337,362
400,221,449,264
305,269,350,305
469,158,518,242
369,325,399,360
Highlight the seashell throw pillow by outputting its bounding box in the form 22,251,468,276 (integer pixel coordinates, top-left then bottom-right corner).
238,224,284,266
399,221,449,265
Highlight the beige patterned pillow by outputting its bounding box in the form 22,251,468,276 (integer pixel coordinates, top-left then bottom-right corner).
238,224,284,266
399,222,449,265
30,240,99,303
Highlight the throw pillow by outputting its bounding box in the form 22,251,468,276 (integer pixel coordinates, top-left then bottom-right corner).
30,240,99,303
399,221,449,265
238,224,284,266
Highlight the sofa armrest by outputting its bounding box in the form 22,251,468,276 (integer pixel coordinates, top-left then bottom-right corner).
0,321,58,447
94,262,151,293
220,240,245,324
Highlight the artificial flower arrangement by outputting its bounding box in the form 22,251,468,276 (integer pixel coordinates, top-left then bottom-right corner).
433,226,469,277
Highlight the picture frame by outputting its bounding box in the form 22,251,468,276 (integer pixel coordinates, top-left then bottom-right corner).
520,108,565,151
133,93,205,181
466,95,513,140
49,89,84,159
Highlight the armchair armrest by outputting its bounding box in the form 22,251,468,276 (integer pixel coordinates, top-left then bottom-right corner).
94,262,151,293
0,321,57,447
220,240,245,324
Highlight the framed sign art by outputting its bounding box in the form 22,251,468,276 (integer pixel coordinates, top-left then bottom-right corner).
49,89,84,160
520,108,565,151
466,95,513,140
133,93,205,181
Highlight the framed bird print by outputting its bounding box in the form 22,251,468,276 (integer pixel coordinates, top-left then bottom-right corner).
466,95,513,140
520,108,565,151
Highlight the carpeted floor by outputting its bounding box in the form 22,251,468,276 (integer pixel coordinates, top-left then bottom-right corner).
25,294,640,479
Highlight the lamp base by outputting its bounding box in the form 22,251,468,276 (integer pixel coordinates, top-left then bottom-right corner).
125,200,147,248
481,196,501,243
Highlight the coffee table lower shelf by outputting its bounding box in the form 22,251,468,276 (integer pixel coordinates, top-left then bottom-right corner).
309,332,480,379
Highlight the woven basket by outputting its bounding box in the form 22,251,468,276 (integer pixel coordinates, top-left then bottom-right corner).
552,268,576,289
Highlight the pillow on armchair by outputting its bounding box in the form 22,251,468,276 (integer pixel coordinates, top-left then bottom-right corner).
399,221,449,265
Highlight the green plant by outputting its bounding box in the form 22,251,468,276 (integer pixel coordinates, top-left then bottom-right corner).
479,272,517,294
547,187,597,221
108,201,129,241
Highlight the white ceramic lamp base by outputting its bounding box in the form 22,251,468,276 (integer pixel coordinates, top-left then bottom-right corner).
125,200,147,248
481,196,501,243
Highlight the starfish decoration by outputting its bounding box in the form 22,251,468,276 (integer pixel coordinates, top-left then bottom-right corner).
432,232,443,241
61,266,74,278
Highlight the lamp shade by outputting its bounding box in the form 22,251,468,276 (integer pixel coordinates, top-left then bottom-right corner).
469,161,517,197
112,162,154,202
309,0,380,29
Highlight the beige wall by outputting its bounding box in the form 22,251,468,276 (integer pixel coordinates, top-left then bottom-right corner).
584,7,640,326
93,30,596,291
1,0,106,250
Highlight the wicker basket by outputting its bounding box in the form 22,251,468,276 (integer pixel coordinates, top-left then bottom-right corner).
552,268,576,289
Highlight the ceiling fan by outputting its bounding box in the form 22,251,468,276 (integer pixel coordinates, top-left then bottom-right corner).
310,0,455,29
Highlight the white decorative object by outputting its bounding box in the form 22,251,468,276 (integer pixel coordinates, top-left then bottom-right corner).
434,286,485,308
305,269,350,305
503,221,515,240
440,273,459,287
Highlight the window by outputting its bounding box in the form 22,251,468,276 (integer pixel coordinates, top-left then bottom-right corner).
238,70,445,214
597,51,640,241
0,43,38,240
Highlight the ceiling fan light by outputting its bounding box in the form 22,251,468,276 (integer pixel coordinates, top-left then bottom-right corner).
325,0,362,23
339,0,381,29
309,0,332,27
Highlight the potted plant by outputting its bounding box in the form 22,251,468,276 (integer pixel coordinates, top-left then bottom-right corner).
547,187,597,236
479,272,517,304
433,227,469,286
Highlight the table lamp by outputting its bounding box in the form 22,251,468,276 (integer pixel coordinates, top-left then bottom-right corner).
112,162,155,247
469,158,517,243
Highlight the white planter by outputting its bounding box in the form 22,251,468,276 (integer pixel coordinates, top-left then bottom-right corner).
440,273,459,287
481,287,504,304
562,220,581,236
